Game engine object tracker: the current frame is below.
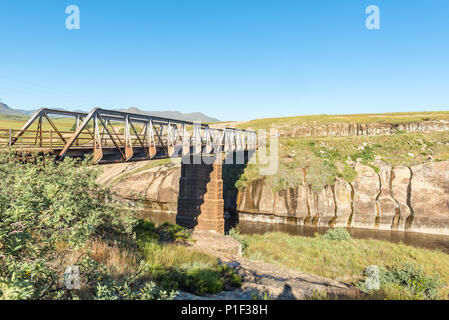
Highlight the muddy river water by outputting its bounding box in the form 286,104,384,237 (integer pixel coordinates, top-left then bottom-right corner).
139,210,449,254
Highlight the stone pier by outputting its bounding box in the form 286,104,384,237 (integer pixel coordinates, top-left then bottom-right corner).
176,155,224,233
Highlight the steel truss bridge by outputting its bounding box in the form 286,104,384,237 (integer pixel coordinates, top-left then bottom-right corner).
0,108,257,164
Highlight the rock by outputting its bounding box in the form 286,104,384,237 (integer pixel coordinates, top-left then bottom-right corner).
257,181,275,214
351,163,380,229
98,158,449,236
317,185,336,227
285,120,449,138
98,161,181,213
191,231,242,256
391,166,412,230
333,178,352,227
410,162,449,235
273,190,291,217
295,182,309,222
373,161,400,230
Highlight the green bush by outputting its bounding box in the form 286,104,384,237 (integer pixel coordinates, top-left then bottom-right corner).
0,152,173,300
133,220,160,246
358,263,443,300
134,220,241,296
0,273,34,300
321,228,352,241
184,269,223,295
133,220,190,247
157,222,191,243
94,270,177,300
379,263,443,300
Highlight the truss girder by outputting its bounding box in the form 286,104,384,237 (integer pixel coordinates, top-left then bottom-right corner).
4,107,257,163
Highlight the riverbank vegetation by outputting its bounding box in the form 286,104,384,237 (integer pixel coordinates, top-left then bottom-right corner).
230,228,449,299
0,152,240,300
236,129,449,192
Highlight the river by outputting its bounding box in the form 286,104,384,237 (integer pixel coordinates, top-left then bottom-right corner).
139,210,449,254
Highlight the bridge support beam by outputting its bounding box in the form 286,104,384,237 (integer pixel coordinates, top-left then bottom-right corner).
176,155,224,233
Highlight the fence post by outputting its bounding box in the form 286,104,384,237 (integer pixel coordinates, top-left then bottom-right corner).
50,130,53,150
9,128,11,148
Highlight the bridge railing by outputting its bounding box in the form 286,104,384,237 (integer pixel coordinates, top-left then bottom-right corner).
1,107,257,163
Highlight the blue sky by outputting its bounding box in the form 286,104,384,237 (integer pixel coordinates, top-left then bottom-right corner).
0,0,448,121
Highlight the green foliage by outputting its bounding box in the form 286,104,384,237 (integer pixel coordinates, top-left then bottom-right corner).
338,165,357,183
134,220,241,295
94,263,177,300
133,219,190,247
157,222,191,243
133,220,160,245
350,145,376,163
378,263,443,300
358,263,443,300
222,163,246,193
0,152,173,300
0,273,34,300
229,227,248,253
320,228,352,241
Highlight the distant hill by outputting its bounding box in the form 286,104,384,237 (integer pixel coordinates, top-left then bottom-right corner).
0,103,220,122
0,102,25,117
118,107,220,123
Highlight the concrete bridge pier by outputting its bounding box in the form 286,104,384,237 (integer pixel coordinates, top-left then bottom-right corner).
176,155,225,233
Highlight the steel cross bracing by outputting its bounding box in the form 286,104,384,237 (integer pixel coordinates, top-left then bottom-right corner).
0,108,257,163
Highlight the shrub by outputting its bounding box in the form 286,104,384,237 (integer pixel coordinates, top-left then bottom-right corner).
321,228,352,241
133,220,160,246
359,263,443,300
0,152,175,300
134,220,241,296
379,263,443,300
157,222,191,243
133,220,190,247
0,273,34,300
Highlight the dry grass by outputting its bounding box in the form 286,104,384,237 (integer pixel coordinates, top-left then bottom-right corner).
89,240,140,278
142,243,219,270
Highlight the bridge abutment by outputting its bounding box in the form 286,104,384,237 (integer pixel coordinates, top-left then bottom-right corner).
176,155,225,233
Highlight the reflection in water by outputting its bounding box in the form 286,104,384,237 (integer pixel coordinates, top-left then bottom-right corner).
139,210,176,225
138,210,449,254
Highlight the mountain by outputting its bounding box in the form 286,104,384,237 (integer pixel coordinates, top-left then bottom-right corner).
117,107,220,123
0,102,26,117
0,103,220,122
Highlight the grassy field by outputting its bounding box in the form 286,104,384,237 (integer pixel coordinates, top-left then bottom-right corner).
232,110,449,192
232,230,449,299
237,111,449,131
238,129,449,192
0,114,77,131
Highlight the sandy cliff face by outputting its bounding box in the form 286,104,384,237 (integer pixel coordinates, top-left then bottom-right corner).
282,121,449,137
235,160,449,235
99,159,449,236
98,162,181,213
